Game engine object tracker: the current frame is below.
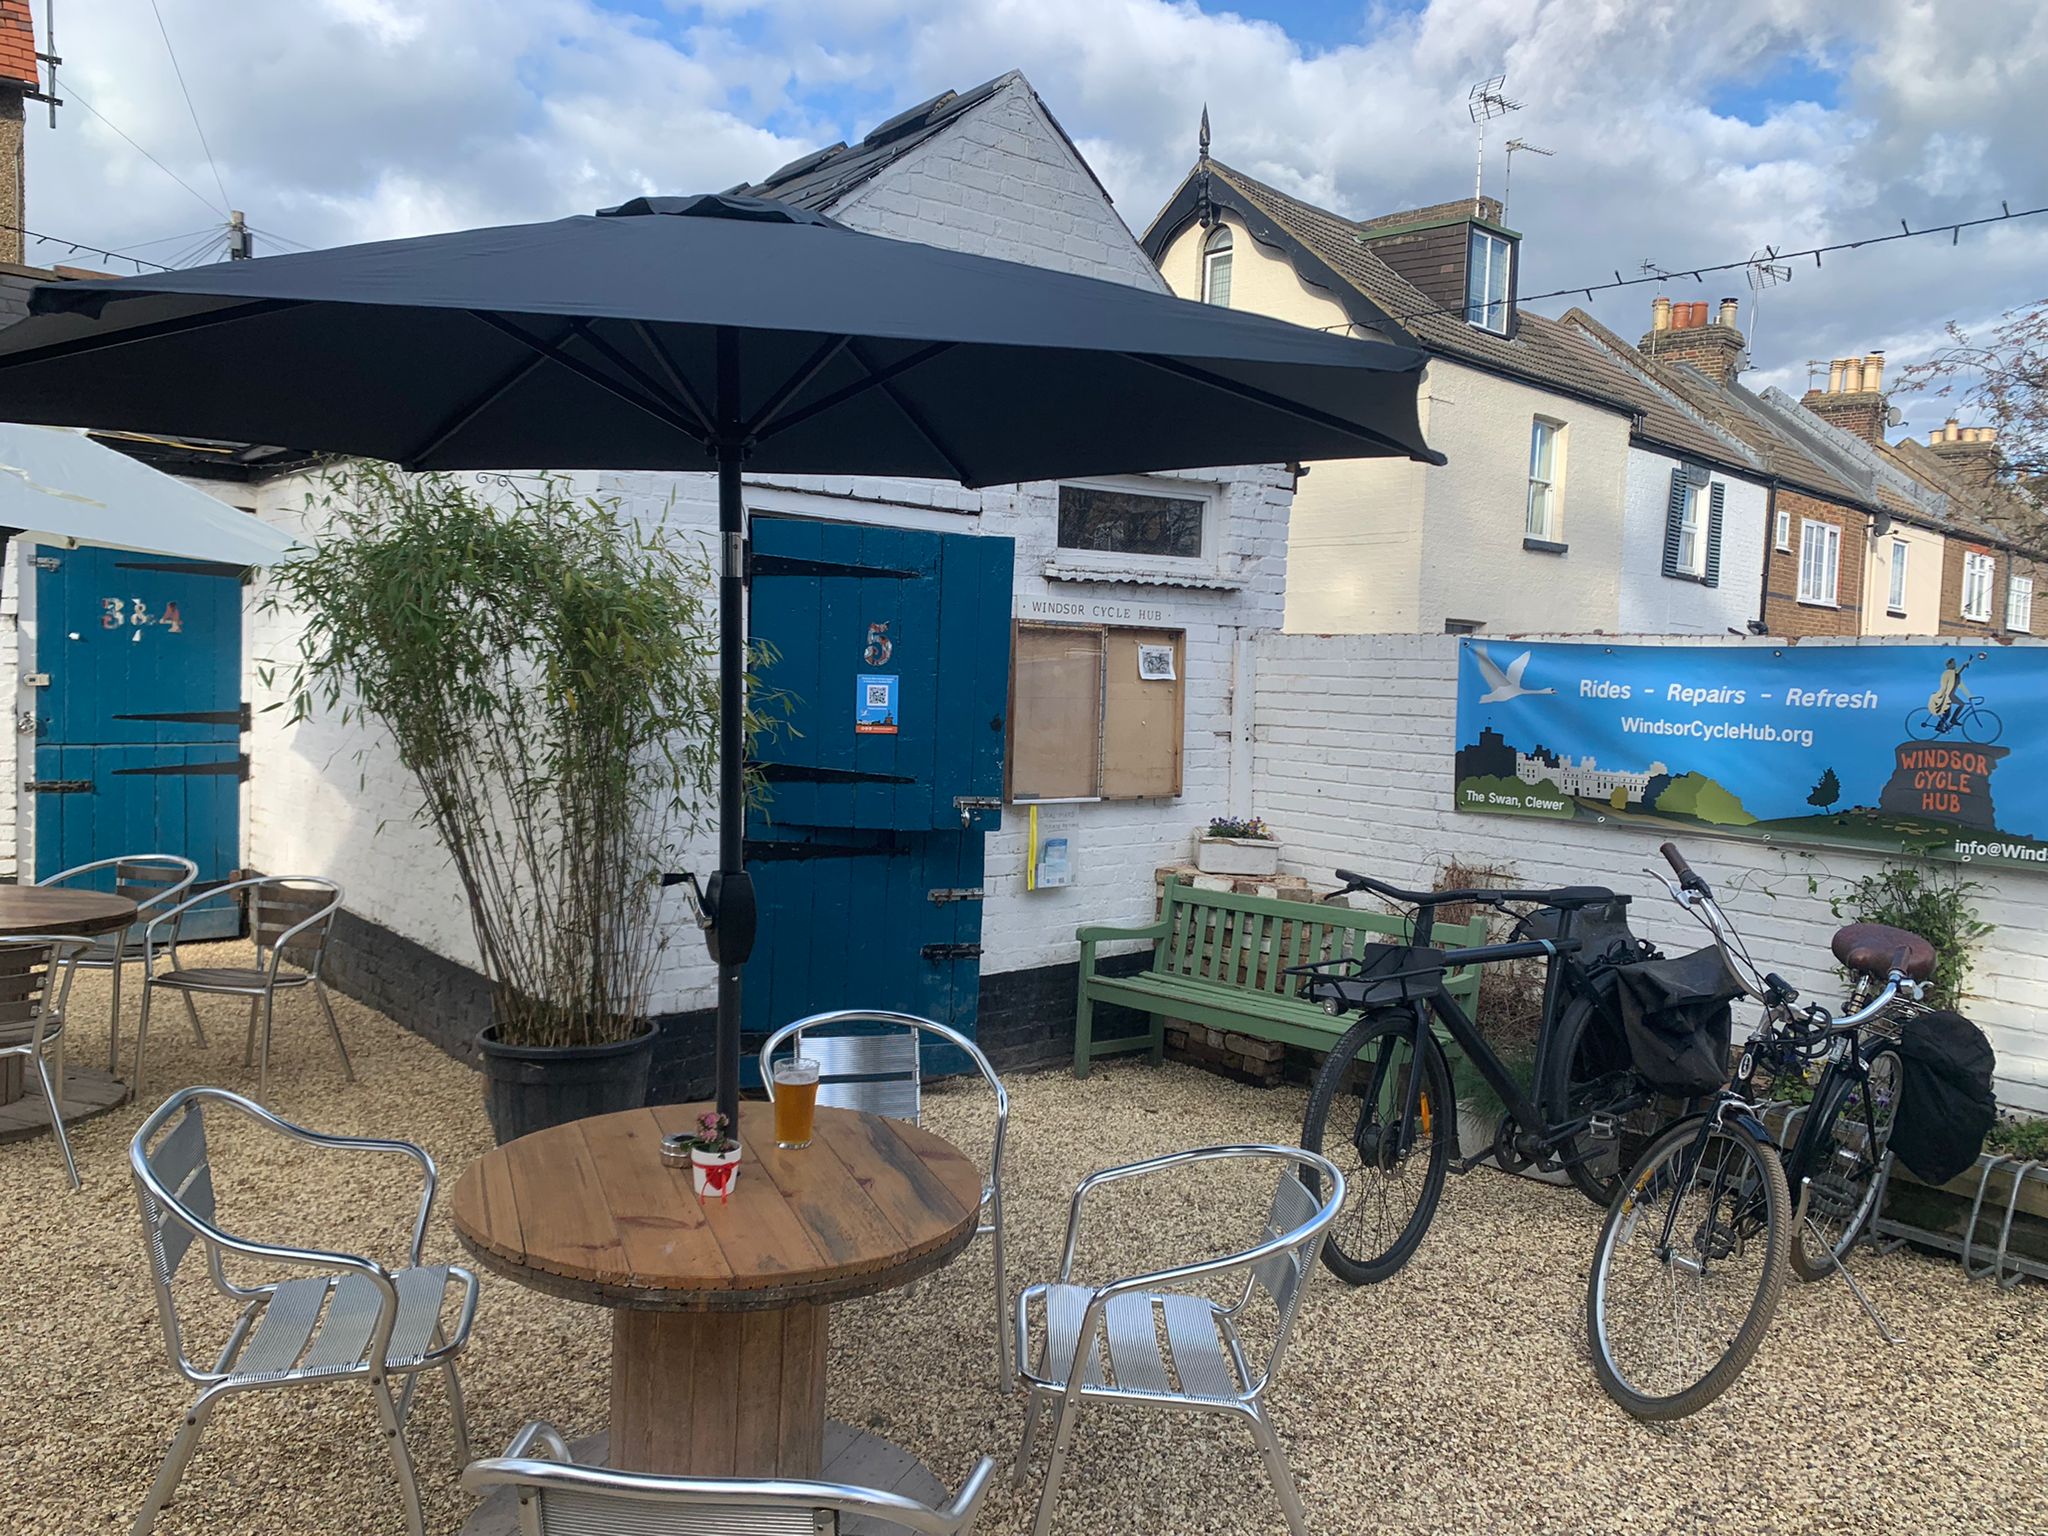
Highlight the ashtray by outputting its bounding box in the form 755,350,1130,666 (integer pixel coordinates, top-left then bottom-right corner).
660,1134,693,1168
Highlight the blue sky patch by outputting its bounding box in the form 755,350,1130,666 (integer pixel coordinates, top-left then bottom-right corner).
1709,50,1845,124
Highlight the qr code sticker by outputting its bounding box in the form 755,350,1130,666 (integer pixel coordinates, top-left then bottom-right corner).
866,683,892,708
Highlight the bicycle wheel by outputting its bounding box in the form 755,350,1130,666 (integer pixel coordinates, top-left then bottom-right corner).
1541,993,1667,1207
1301,1008,1453,1285
1961,707,2003,745
1788,1047,1903,1282
1905,708,1939,740
1586,1114,1790,1419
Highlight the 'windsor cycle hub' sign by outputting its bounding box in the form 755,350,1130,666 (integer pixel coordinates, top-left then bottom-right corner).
1452,638,2048,870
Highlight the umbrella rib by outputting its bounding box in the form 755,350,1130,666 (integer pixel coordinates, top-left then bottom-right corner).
0,298,303,374
844,340,972,482
750,340,956,446
627,322,718,440
1121,352,1433,460
742,334,853,441
403,349,554,469
468,311,709,449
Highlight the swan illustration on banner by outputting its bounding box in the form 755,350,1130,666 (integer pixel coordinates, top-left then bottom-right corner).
1473,645,1555,705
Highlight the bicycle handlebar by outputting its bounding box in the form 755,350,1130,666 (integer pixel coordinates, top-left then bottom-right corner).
1331,868,1606,910
1659,841,1709,896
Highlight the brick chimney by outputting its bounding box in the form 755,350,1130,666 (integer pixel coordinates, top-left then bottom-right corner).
1923,418,2004,486
0,2,35,266
1639,295,1746,386
1799,350,1888,443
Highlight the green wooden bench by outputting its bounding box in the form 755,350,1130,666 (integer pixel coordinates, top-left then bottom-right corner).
1074,876,1487,1077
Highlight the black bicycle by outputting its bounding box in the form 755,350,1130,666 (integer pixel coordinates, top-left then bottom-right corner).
1586,844,1930,1418
1293,869,1663,1285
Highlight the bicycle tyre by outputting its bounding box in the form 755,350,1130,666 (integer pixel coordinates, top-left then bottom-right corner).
1586,1114,1790,1420
1905,708,1939,740
1787,1046,1903,1283
1962,707,2003,745
1301,1008,1453,1285
1541,992,1665,1208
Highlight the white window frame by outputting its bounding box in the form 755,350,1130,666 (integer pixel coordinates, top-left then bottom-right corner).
2009,573,2034,633
1887,538,1909,616
1774,508,1790,551
1054,475,1222,577
1962,550,1995,622
1201,224,1233,307
1526,418,1562,540
1466,228,1512,334
1797,518,1840,607
1674,483,1707,577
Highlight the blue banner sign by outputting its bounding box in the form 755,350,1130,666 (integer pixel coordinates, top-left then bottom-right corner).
1453,638,2048,870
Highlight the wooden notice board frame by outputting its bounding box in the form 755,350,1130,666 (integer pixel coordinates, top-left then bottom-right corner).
1007,621,1185,804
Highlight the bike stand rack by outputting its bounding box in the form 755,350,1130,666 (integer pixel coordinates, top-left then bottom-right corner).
1871,1153,2048,1289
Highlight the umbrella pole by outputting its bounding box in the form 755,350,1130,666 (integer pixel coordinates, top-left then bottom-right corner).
711,433,754,1137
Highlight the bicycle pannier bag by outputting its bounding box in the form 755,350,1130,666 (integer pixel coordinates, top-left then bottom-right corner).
1610,945,1745,1097
1515,898,1653,974
1888,1009,1997,1185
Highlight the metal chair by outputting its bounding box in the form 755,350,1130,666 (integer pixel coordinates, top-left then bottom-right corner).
135,875,350,1097
1011,1145,1345,1536
0,935,91,1188
760,1009,1012,1390
128,1086,479,1536
36,854,199,1074
462,1422,996,1535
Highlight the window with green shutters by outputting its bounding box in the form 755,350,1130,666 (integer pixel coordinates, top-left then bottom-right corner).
1661,464,1723,585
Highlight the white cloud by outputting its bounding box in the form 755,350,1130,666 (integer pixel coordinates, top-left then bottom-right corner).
25,0,2046,442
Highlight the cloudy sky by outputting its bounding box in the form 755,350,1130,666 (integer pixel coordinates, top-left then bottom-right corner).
26,0,2045,437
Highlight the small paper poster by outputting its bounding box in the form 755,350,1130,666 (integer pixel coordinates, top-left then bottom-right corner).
1137,643,1176,681
855,673,900,734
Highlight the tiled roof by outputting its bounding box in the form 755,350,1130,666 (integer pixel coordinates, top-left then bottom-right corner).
734,75,1012,212
1206,161,1635,414
1557,308,1764,474
1889,436,2046,548
0,2,36,92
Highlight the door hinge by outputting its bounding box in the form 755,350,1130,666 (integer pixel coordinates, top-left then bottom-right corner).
23,672,48,688
927,887,984,904
920,942,983,961
25,778,92,794
951,794,1002,827
28,556,59,571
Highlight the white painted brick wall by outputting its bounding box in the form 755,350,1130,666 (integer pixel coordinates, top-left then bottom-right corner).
1250,630,2048,1110
1619,447,1768,634
830,74,1168,293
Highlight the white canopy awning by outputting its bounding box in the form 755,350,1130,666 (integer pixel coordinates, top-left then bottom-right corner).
0,423,294,566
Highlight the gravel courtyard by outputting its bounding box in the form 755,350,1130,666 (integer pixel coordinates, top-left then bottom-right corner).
4,942,2045,1536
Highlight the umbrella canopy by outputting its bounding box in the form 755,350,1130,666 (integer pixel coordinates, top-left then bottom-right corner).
0,423,292,566
0,193,1443,1132
0,194,1441,478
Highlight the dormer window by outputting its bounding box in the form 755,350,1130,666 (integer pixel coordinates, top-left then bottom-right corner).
1201,224,1233,307
1465,227,1511,333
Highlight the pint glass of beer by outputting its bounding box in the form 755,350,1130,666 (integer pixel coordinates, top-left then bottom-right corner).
772,1057,821,1149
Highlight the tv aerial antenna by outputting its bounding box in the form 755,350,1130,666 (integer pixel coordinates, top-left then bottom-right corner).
1467,75,1521,211
1744,246,1792,352
1501,137,1552,221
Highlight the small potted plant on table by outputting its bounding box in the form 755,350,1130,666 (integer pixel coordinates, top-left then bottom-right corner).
1195,816,1279,877
670,1110,742,1201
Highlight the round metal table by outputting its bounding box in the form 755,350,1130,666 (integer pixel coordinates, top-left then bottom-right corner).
449,1099,982,1478
0,886,135,1120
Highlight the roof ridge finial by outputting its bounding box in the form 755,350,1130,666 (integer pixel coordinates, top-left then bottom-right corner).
1195,106,1213,228
1198,104,1210,162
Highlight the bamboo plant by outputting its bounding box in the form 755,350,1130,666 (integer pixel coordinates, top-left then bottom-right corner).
264,464,756,1049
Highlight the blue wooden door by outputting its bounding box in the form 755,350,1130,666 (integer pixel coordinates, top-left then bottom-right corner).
744,516,1012,1057
31,548,245,938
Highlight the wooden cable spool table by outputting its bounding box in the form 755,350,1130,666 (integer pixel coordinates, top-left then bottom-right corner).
0,886,134,1117
449,1099,984,1481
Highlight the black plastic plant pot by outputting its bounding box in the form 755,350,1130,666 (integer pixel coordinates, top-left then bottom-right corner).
477,1021,656,1144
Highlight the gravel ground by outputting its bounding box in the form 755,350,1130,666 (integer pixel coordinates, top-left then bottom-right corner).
5,944,2046,1536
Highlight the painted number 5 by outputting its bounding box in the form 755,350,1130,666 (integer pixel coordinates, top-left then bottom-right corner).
863,621,892,666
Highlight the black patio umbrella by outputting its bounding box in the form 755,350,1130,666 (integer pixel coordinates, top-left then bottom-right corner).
0,192,1442,1132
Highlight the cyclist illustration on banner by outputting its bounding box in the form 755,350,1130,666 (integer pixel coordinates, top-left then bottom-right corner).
1911,655,2001,743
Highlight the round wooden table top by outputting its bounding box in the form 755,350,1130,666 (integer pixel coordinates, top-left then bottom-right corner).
449,1100,984,1311
0,886,137,939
